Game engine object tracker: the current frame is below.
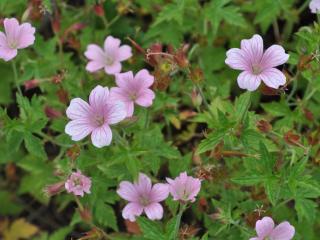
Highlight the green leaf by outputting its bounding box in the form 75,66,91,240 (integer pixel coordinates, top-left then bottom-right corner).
295,198,317,222
197,129,227,154
137,217,165,240
231,175,266,185
152,0,185,27
23,132,46,159
93,202,118,231
234,92,251,123
264,178,279,206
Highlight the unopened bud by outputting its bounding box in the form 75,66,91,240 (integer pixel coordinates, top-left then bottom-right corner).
256,120,272,133
189,67,203,84
191,88,202,108
94,4,105,16
44,106,62,119
24,79,39,91
79,207,92,223
43,182,65,197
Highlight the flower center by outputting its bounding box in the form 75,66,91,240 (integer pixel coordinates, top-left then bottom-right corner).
252,64,262,75
263,237,270,240
105,55,114,65
73,177,82,186
8,41,18,49
130,92,138,101
94,115,105,127
139,196,150,206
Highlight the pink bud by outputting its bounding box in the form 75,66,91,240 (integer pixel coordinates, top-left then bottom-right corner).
43,182,65,197
44,106,62,119
24,79,39,90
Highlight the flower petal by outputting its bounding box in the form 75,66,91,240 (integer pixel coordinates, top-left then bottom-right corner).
134,69,155,88
4,18,20,43
0,46,17,61
86,61,105,72
135,173,152,195
117,181,140,202
144,203,164,220
66,98,91,120
104,36,121,54
115,71,134,89
136,89,155,107
65,119,93,141
104,62,121,75
150,183,169,202
260,45,289,69
89,85,109,112
270,221,295,240
117,45,132,61
91,124,112,148
17,23,36,49
240,34,264,65
237,71,261,91
104,102,127,124
122,202,143,222
255,217,274,238
0,32,8,46
225,48,250,71
84,44,105,62
260,68,286,89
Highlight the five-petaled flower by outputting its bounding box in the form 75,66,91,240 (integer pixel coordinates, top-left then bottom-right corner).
65,170,92,197
110,69,155,117
117,173,169,222
225,34,289,91
84,35,132,75
310,0,320,13
166,172,201,203
0,18,35,61
65,85,127,148
250,217,295,240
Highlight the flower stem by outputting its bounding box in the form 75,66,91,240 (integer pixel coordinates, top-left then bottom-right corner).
11,60,22,95
172,203,187,240
195,83,215,120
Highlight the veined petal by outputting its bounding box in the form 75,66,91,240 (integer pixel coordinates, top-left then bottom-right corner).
136,89,155,107
66,98,91,120
4,18,19,44
0,46,17,61
89,85,109,112
91,124,112,148
225,48,250,71
122,202,143,222
65,119,93,141
144,203,163,220
86,61,105,72
270,221,295,240
260,68,286,89
256,217,274,238
135,173,152,195
150,183,169,202
104,102,127,124
17,23,36,49
237,71,261,91
134,69,155,89
118,45,132,61
104,62,122,75
117,181,140,202
84,44,105,62
115,71,134,89
240,34,264,65
104,36,121,53
260,45,289,69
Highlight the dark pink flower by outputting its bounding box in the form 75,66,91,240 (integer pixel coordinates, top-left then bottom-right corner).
65,85,127,148
0,18,35,61
84,36,132,75
110,70,155,117
225,34,289,91
250,217,295,240
117,173,169,222
166,172,201,202
65,170,92,197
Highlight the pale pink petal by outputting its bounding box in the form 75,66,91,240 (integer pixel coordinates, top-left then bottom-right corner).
104,102,127,124
240,34,264,64
135,89,155,107
17,23,36,49
259,68,286,89
4,18,19,43
115,71,134,89
117,45,132,61
270,222,295,240
135,173,152,195
66,98,92,120
260,45,289,69
134,69,155,88
86,61,105,72
109,87,131,102
89,85,109,112
84,44,105,62
104,36,121,54
237,71,261,91
126,102,134,117
310,0,320,13
225,48,250,71
65,119,93,141
150,183,169,202
249,238,260,240
122,202,143,222
256,217,274,238
0,32,7,46
91,124,112,148
104,62,121,74
117,181,140,202
0,46,17,61
144,203,164,220
185,177,201,202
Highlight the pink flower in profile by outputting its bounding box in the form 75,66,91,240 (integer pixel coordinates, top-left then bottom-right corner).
117,173,169,222
65,85,127,148
110,70,155,117
166,172,201,203
65,170,92,197
0,18,36,61
250,217,295,240
225,34,289,91
84,36,132,75
310,0,320,13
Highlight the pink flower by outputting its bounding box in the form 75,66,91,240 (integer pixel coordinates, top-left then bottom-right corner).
0,18,35,61
225,34,289,91
310,0,320,13
166,172,201,202
117,173,169,222
110,69,155,117
84,36,132,75
65,170,92,197
65,85,127,148
250,217,295,240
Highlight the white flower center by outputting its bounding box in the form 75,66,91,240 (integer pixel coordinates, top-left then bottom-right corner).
94,115,105,127
139,195,150,206
130,92,138,101
252,64,262,75
8,40,18,49
73,177,82,186
105,55,114,65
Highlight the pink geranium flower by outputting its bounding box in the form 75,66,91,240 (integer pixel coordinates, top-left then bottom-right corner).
117,173,169,222
65,170,92,197
166,172,201,203
310,0,320,13
84,36,132,75
110,69,155,117
65,85,127,148
225,34,289,91
0,18,36,61
250,217,295,240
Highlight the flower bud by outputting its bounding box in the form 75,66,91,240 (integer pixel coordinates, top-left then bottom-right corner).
24,79,39,91
43,182,65,197
191,88,202,108
256,120,272,133
189,67,203,84
93,4,105,17
44,106,62,119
